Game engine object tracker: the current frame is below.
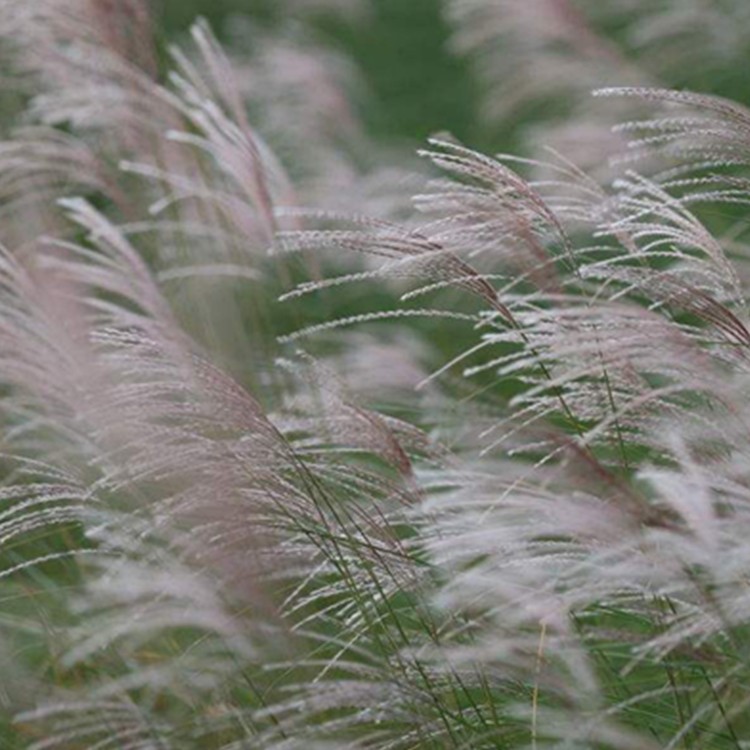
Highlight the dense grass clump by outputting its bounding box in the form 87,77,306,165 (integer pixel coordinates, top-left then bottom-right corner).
3,1,750,748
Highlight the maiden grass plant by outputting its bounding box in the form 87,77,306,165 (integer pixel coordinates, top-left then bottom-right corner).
2,1,750,748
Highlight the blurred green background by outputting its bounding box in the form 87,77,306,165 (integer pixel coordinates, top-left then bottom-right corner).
160,0,481,147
